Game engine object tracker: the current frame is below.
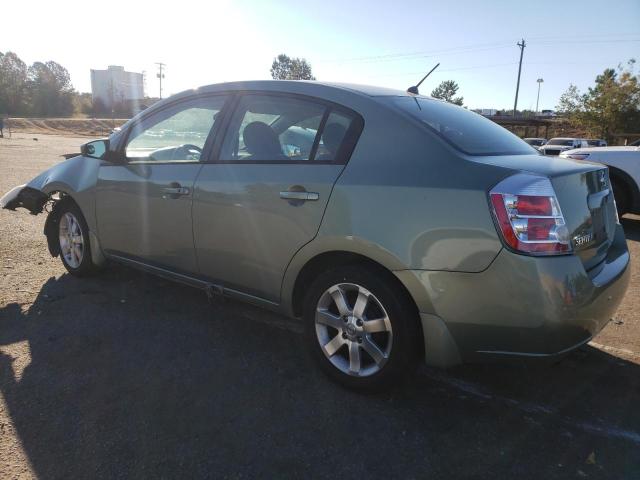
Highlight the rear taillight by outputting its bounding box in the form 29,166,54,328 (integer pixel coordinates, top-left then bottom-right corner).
490,174,571,255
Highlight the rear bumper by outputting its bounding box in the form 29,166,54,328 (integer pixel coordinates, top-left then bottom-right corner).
404,224,630,365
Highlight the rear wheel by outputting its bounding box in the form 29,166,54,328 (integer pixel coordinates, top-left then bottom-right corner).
55,201,99,276
303,265,421,391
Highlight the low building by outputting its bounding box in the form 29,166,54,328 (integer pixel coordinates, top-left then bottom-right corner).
90,65,144,110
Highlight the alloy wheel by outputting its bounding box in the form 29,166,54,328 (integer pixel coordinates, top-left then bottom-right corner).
58,212,84,268
315,283,393,377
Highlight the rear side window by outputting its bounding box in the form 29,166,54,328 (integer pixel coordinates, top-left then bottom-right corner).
219,94,361,163
390,97,535,156
315,111,353,162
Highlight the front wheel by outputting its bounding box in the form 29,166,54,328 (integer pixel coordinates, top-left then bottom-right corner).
303,265,421,391
55,201,99,276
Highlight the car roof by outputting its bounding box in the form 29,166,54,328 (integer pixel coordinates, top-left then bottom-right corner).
184,80,411,99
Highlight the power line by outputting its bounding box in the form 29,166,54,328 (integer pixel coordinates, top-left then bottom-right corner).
319,36,639,66
319,41,515,64
369,61,519,79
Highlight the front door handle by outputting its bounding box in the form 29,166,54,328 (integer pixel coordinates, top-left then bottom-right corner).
162,184,190,199
279,191,319,201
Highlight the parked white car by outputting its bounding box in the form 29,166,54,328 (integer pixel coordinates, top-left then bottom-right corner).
539,138,589,156
560,146,640,215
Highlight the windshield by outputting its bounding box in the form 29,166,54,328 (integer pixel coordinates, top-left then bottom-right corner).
389,96,535,155
547,139,575,146
525,139,545,146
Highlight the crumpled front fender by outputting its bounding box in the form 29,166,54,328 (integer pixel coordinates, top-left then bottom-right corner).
0,184,49,214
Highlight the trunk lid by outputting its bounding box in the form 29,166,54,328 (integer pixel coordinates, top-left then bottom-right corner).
472,154,617,270
551,167,617,270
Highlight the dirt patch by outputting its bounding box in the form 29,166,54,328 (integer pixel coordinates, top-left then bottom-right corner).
3,118,128,138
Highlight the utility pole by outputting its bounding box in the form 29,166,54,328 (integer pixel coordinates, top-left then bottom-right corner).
535,78,544,114
109,77,115,129
155,62,166,99
512,39,526,116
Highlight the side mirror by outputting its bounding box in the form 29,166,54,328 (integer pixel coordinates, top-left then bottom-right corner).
81,139,109,159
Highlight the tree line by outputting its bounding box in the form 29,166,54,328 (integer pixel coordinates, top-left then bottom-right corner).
2,48,638,142
556,59,639,144
0,51,80,117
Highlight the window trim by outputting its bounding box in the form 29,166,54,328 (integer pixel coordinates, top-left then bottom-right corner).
208,90,364,166
117,93,231,165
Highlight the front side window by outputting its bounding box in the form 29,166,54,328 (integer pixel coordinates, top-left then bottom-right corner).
125,96,227,162
389,96,536,156
219,94,361,163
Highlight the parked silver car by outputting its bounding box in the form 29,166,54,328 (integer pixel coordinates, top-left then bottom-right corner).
1,81,630,390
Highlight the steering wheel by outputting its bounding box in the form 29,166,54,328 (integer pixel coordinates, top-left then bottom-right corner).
176,144,203,160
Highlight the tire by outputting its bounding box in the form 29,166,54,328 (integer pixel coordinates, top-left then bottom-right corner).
303,265,421,391
611,178,630,217
54,200,99,276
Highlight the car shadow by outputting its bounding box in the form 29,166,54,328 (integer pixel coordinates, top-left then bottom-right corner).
1,265,639,478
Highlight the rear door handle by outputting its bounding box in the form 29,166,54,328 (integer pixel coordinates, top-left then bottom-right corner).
279,191,319,201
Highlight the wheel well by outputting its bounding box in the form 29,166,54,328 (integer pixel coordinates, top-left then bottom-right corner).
609,166,640,213
44,193,79,257
291,251,420,321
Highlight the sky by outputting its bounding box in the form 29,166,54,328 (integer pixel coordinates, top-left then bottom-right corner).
2,0,639,110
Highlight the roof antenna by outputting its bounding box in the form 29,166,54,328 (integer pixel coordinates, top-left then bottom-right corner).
407,63,440,95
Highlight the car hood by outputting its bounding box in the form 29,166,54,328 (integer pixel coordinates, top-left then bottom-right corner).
1,155,101,214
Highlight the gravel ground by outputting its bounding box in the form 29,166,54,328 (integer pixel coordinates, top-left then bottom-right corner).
1,134,639,479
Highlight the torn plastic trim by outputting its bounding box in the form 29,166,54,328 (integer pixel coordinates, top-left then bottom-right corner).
0,185,50,215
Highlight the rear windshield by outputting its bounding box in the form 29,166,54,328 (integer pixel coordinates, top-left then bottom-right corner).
389,96,535,156
547,139,574,146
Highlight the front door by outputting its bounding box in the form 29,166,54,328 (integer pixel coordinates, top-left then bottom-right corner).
96,95,228,274
193,92,362,302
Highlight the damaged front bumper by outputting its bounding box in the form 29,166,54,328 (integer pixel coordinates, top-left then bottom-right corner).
0,185,49,215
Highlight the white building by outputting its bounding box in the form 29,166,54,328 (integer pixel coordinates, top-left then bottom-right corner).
90,65,144,108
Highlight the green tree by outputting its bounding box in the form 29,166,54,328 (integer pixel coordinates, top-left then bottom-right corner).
27,61,75,116
556,60,640,143
0,51,29,115
431,80,464,106
73,92,94,116
556,84,586,115
270,54,316,80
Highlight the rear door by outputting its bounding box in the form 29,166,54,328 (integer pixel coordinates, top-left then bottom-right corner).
192,92,363,302
96,95,228,273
